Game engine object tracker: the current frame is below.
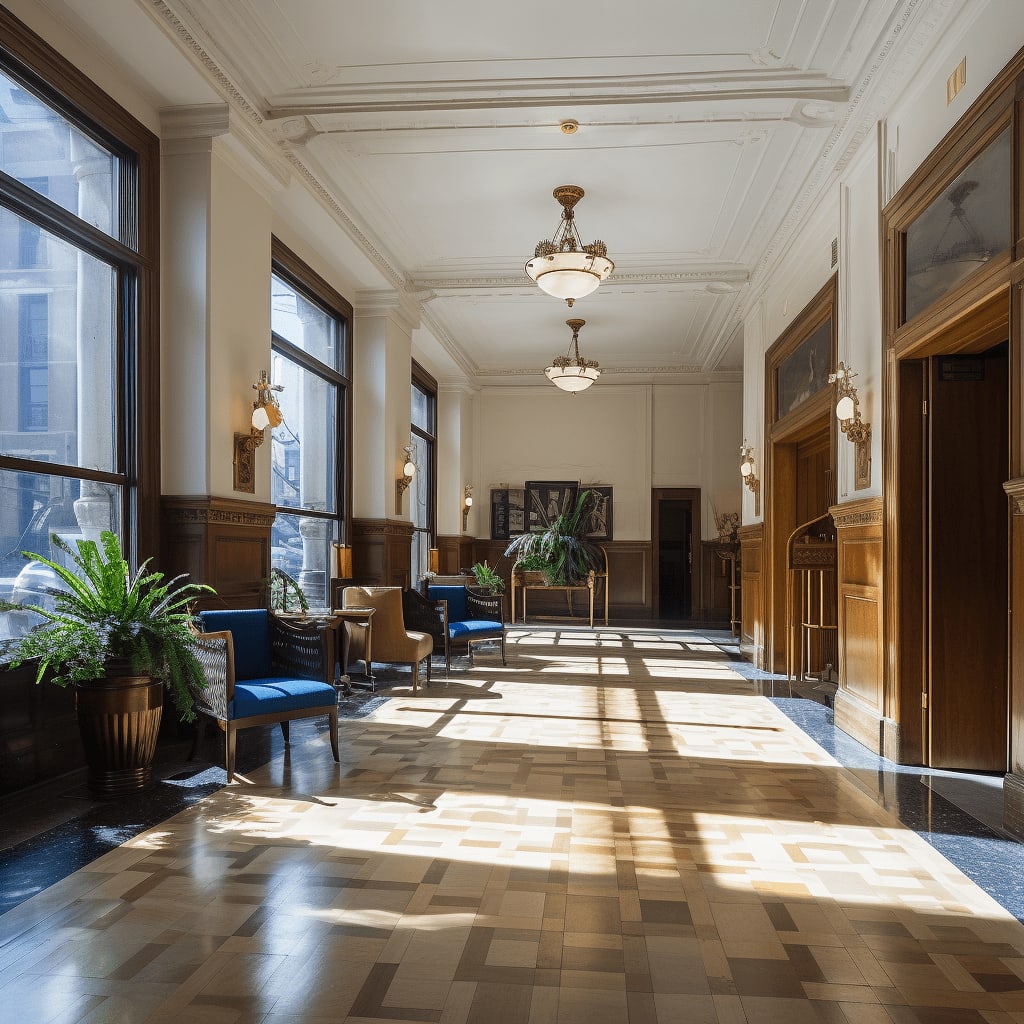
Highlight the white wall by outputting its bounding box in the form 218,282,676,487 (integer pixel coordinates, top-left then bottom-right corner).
889,0,1024,195
478,382,742,542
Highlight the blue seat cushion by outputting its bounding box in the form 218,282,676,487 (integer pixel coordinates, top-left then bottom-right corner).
428,585,468,621
229,677,338,720
449,619,502,641
199,609,272,680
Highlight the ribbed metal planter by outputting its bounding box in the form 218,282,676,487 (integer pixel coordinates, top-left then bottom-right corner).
74,665,164,797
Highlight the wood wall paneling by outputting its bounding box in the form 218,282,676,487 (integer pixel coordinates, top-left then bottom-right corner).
738,523,763,665
160,496,275,608
351,518,415,589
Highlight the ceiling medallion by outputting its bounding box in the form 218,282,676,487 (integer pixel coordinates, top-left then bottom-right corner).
526,185,614,307
545,318,600,393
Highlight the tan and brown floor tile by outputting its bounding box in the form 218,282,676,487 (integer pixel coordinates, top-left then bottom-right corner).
3,628,1024,1023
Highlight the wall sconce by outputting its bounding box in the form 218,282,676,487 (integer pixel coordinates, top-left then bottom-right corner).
828,361,872,489
233,370,283,493
462,485,473,532
739,439,761,516
395,443,416,514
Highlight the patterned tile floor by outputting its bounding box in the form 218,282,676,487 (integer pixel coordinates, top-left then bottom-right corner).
3,626,1024,1023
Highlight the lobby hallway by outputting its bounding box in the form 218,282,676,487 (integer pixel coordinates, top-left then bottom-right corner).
3,627,1024,1023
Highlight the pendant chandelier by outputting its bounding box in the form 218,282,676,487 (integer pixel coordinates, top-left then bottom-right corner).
545,318,600,393
526,185,614,307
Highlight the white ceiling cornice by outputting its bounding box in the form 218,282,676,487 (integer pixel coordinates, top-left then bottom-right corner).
265,72,851,120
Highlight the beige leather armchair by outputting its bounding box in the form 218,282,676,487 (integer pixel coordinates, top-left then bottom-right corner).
341,586,434,694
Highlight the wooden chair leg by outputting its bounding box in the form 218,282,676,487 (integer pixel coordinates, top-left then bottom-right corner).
412,660,419,695
280,720,290,745
226,723,237,782
328,709,339,762
445,637,451,675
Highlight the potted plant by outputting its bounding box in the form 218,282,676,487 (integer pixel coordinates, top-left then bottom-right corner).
470,561,505,595
1,531,213,797
504,488,602,585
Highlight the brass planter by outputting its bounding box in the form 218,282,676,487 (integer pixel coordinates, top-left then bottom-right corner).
74,665,164,797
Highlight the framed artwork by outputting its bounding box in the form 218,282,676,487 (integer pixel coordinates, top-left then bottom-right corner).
490,487,526,540
524,481,579,531
775,316,832,419
583,485,613,541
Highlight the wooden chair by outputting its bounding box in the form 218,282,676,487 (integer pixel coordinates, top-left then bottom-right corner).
340,586,433,694
189,609,339,781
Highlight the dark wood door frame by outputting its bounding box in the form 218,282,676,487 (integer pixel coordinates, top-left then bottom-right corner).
651,488,701,621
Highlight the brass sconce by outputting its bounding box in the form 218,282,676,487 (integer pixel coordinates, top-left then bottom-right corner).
395,444,416,514
739,440,761,516
233,370,283,493
828,361,871,489
462,485,474,532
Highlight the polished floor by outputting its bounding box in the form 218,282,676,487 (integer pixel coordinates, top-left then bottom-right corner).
3,627,1024,1023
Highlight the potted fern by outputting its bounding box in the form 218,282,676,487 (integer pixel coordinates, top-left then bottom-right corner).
504,488,602,585
1,531,213,797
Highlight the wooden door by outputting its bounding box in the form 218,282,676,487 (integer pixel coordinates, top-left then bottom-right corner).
928,346,1008,769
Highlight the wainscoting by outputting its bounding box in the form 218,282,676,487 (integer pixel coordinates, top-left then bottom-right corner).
830,497,887,756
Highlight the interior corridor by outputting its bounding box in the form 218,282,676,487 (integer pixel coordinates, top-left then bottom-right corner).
2,628,1024,1024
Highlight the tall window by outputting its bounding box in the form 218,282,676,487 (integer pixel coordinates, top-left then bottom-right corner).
269,241,351,609
410,364,437,583
0,10,158,649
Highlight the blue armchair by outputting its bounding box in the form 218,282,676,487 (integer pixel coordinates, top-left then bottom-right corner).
403,584,506,675
189,609,339,781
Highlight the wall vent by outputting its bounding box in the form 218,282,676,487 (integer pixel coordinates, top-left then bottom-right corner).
831,237,838,268
947,57,966,104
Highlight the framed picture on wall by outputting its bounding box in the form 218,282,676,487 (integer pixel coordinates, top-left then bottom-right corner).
524,481,579,531
490,487,526,539
583,485,613,541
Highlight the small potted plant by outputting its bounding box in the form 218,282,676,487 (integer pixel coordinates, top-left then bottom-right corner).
470,562,505,595
1,531,213,797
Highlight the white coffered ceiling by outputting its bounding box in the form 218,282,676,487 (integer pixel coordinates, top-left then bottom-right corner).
45,0,959,383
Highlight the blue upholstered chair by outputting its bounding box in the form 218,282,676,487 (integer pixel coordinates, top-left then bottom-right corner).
403,583,506,675
189,609,339,781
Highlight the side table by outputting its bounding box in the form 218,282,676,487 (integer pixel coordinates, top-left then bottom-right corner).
332,606,376,691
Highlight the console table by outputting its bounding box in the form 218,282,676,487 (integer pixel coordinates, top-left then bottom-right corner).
511,570,609,628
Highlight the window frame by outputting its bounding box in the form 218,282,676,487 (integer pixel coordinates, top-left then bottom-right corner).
410,361,438,582
0,5,160,566
269,238,353,593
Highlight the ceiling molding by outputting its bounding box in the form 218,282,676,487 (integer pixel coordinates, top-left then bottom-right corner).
418,307,480,381
264,73,851,119
411,268,751,293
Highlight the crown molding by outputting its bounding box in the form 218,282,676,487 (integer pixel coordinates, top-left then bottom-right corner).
265,72,850,119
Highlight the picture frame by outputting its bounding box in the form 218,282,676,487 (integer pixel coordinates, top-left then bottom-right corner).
524,481,579,532
583,485,613,541
490,487,526,540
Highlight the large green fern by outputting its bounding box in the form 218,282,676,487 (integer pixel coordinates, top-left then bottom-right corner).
503,489,602,585
2,531,213,720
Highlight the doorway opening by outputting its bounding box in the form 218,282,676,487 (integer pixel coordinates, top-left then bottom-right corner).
896,326,1009,770
652,488,700,621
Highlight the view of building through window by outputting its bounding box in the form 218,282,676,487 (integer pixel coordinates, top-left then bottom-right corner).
268,264,348,609
0,65,134,650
